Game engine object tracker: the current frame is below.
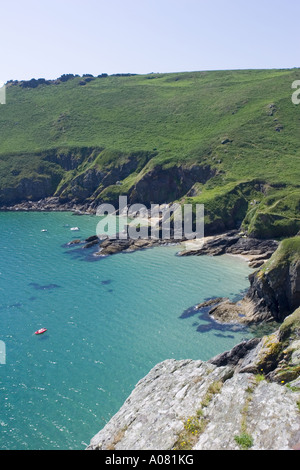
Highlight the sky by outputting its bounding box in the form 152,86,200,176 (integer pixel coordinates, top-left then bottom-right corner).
0,0,299,82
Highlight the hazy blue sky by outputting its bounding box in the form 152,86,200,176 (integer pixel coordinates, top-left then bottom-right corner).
1,0,299,81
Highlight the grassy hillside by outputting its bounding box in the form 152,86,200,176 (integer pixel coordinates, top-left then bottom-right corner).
0,69,299,237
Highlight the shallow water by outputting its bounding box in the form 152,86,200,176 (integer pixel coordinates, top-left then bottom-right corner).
0,211,253,449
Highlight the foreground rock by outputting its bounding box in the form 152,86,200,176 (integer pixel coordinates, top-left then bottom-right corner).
87,309,300,450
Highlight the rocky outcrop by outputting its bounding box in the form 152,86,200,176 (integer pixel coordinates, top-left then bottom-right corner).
56,151,154,204
43,147,95,171
65,234,180,256
94,238,180,256
196,297,257,325
87,309,300,451
95,238,155,256
178,230,279,267
88,360,232,451
61,153,153,204
57,168,107,202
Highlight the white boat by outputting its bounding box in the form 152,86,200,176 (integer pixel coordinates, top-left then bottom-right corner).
70,227,80,231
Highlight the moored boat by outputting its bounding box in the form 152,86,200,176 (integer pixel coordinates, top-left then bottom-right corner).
35,328,47,335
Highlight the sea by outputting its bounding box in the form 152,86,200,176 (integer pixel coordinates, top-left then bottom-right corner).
0,211,253,450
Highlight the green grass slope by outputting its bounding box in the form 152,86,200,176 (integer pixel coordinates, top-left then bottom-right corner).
0,69,299,237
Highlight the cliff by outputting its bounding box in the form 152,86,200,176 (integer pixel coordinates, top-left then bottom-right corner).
87,308,300,451
246,237,300,322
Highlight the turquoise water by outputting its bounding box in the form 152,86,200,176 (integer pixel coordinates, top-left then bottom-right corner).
0,212,253,450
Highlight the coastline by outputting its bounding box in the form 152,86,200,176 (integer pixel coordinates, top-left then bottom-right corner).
0,198,281,268
65,223,283,326
1,200,275,264
1,204,280,320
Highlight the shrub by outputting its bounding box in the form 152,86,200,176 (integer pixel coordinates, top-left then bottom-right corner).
234,433,254,450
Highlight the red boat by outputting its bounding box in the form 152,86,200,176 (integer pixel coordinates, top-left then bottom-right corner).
35,328,47,335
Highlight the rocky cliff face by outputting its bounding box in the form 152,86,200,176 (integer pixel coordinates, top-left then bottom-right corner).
56,150,154,204
246,237,300,322
87,309,300,451
0,175,57,205
2,149,217,212
128,164,216,206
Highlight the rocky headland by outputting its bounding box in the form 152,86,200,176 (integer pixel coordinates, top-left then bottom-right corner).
198,236,300,326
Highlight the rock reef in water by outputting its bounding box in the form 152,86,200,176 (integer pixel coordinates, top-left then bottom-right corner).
69,228,279,260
